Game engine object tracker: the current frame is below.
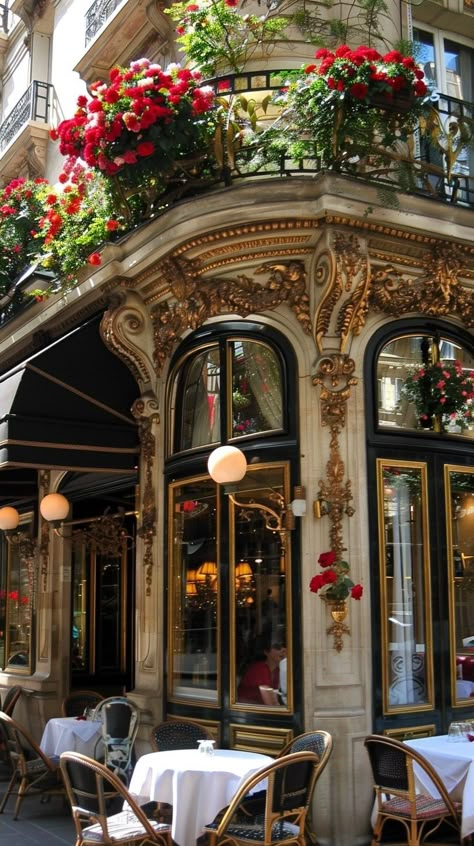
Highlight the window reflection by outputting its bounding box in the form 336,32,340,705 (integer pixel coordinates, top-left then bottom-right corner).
231,341,283,438
4,530,35,673
169,479,218,702
378,462,432,711
446,468,474,703
232,465,290,709
179,347,221,451
377,334,474,437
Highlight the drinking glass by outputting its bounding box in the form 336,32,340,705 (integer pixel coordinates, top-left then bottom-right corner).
448,722,464,741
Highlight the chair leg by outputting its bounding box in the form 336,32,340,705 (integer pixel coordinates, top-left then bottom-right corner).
0,768,17,813
13,774,29,820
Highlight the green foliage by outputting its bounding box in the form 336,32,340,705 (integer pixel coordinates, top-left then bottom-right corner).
165,0,292,76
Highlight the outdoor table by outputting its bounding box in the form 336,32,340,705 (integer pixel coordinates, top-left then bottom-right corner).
128,747,272,846
40,715,102,758
405,734,474,839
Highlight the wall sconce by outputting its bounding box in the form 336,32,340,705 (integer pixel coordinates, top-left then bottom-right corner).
207,445,306,549
0,494,70,548
313,495,331,519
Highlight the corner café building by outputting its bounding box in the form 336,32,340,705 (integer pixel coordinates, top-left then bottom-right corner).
0,6,473,846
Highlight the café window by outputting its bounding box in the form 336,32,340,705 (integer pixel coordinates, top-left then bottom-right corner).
0,516,35,673
445,466,474,706
167,327,294,712
377,460,434,713
376,334,474,437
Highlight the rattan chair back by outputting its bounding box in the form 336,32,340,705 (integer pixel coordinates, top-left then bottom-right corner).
60,751,171,846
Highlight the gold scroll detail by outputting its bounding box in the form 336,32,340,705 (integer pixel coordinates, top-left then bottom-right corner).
369,244,474,324
314,234,369,356
39,470,50,592
132,394,159,596
312,354,357,559
152,257,312,375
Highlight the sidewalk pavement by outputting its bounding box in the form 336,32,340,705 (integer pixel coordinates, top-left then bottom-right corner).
0,778,75,845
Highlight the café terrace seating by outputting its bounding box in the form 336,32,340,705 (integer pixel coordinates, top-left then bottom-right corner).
60,751,172,846
0,712,65,820
203,751,320,846
364,734,462,846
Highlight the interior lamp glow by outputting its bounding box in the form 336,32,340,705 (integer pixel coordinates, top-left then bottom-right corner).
39,493,70,525
207,446,247,484
0,506,20,533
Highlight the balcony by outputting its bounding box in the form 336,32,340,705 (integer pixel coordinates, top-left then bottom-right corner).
74,0,173,85
0,81,52,183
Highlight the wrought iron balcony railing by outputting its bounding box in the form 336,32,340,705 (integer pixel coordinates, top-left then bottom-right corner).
0,81,53,153
85,0,124,45
1,3,10,33
207,72,474,209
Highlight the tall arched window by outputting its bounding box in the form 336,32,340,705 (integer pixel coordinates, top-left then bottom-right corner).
165,323,300,745
367,321,474,737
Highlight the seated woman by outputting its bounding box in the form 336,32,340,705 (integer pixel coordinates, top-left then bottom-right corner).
237,642,285,704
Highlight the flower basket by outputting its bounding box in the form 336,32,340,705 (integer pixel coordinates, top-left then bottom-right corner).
368,91,417,115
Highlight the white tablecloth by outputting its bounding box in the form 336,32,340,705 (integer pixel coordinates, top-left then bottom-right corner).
129,748,272,846
40,716,102,758
405,735,474,839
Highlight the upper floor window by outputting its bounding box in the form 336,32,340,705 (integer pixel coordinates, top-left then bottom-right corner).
376,333,474,437
414,27,473,103
170,337,285,454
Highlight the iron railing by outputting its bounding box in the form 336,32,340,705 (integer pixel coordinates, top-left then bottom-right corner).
0,81,53,153
207,73,474,209
85,0,124,45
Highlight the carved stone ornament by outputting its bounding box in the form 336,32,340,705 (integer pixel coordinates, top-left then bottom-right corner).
102,289,156,389
132,395,159,597
369,243,474,324
313,354,356,560
152,256,312,375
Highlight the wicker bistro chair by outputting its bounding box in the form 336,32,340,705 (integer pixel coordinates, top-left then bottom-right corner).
2,685,22,717
61,690,104,717
204,751,321,846
150,718,214,752
364,734,462,846
0,712,65,820
237,730,333,845
93,697,139,785
60,751,172,846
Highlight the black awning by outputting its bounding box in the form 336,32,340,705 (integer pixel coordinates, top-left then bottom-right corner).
0,316,139,472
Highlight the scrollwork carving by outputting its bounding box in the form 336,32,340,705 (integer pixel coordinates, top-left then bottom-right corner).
102,289,156,388
132,395,159,597
152,257,311,374
369,244,473,324
313,354,357,559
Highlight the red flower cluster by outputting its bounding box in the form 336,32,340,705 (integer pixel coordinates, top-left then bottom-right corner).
309,550,363,601
307,44,428,102
53,58,216,178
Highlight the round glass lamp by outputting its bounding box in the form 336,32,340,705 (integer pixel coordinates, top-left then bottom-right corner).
40,493,70,525
207,446,247,484
0,506,20,532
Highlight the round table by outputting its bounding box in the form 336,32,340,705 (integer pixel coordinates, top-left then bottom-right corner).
40,716,102,758
128,747,272,846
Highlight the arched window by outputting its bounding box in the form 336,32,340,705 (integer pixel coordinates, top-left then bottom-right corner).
165,324,300,742
170,336,285,454
376,333,474,437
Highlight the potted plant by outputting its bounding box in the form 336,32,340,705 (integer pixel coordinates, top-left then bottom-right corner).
51,58,218,217
271,44,430,169
401,359,474,431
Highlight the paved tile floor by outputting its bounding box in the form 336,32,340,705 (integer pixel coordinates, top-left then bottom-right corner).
0,778,75,845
